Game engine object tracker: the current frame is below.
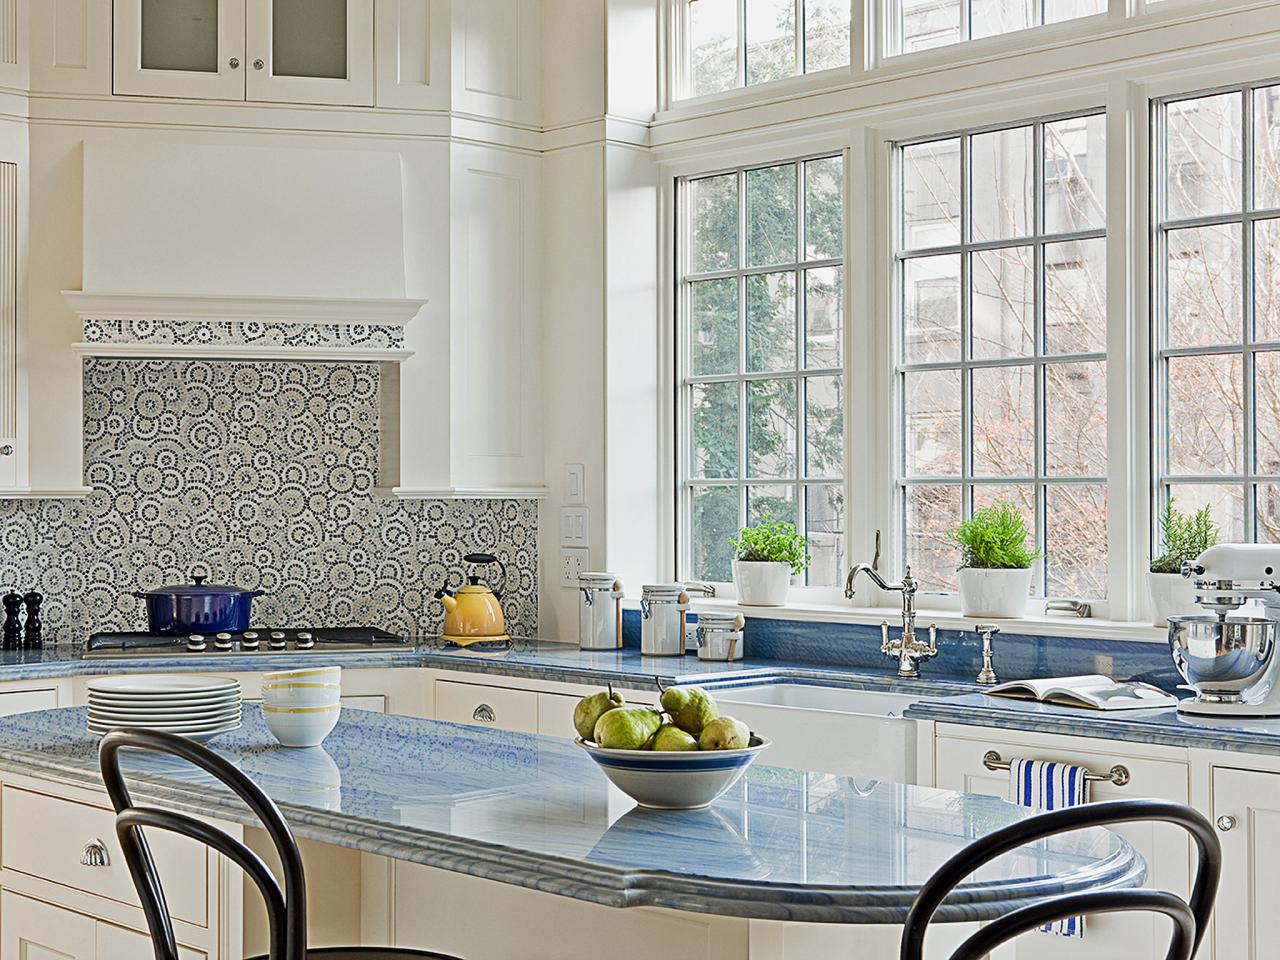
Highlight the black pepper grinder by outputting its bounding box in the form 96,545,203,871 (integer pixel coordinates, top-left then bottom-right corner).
1,593,21,650
22,592,41,649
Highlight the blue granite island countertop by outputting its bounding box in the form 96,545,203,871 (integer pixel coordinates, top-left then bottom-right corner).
0,706,1142,924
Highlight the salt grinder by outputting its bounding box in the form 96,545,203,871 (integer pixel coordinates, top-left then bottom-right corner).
1,593,21,650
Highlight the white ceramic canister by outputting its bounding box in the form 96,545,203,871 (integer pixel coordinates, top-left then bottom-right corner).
694,612,745,662
578,571,625,650
640,583,690,656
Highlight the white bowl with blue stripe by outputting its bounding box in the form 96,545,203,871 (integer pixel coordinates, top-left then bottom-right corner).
576,735,770,810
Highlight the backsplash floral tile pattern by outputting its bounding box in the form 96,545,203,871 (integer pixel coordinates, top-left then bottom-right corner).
0,359,537,644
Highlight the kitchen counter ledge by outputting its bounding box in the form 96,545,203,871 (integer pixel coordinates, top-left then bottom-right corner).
0,705,1142,924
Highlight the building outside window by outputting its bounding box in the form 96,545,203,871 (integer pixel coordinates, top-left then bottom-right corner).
684,0,852,99
893,0,1105,56
1153,80,1280,544
678,156,846,589
894,111,1108,598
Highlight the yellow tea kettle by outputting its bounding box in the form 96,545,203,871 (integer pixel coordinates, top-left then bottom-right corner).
435,553,509,646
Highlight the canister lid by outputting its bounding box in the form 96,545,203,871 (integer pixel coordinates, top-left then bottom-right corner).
695,612,740,629
641,583,684,598
578,571,619,588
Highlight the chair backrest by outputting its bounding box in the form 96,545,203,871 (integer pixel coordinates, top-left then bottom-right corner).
899,798,1221,960
98,728,308,960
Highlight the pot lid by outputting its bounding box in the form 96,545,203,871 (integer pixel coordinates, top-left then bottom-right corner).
141,575,257,597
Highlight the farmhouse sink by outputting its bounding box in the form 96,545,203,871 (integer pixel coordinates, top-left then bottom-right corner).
708,682,933,783
714,683,919,717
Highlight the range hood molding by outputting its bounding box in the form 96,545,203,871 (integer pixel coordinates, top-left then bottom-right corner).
64,290,423,363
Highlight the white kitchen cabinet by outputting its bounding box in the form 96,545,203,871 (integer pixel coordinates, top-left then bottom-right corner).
434,679,539,733
931,726,1190,960
1209,766,1280,960
0,892,206,960
113,0,374,105
113,0,247,100
245,0,374,106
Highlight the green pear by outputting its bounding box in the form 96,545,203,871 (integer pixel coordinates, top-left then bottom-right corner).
698,715,750,751
659,685,720,735
651,724,699,751
573,687,625,741
593,706,663,750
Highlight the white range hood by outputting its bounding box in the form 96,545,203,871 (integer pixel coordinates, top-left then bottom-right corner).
63,138,424,361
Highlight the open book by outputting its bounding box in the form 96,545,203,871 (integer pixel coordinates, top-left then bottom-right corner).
987,675,1177,711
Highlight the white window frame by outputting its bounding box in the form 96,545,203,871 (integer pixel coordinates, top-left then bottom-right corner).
675,150,851,601
891,109,1111,606
1151,77,1280,546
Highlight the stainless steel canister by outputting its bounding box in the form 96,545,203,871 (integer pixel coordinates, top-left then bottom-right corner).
640,583,689,656
578,572,624,650
694,612,745,662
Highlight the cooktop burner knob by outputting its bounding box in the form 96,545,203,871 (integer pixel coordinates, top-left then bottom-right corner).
269,631,287,650
296,632,315,650
186,634,207,652
241,631,259,649
213,633,233,651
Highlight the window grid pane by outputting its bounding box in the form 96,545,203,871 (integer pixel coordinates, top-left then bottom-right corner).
1156,82,1280,550
896,111,1108,598
682,0,851,101
681,156,845,587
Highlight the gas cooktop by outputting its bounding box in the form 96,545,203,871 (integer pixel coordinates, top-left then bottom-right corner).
83,627,408,658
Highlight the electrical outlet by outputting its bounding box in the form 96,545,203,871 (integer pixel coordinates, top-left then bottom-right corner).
560,547,589,587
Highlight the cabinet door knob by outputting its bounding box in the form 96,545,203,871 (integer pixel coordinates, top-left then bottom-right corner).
80,838,110,867
0,444,11,456
1216,815,1236,832
472,704,496,723
253,58,266,71
229,57,240,69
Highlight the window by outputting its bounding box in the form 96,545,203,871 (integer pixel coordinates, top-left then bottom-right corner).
685,0,852,99
893,0,1106,56
895,112,1108,597
679,157,846,588
1154,81,1280,543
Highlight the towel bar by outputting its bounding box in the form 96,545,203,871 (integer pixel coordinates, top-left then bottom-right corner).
982,750,1131,787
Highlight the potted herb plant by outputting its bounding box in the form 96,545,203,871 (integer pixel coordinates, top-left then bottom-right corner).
1149,499,1218,627
947,503,1043,618
728,516,810,606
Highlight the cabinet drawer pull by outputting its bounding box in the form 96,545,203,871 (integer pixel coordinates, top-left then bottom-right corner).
80,838,110,867
1216,815,1236,832
472,704,496,723
982,750,1132,787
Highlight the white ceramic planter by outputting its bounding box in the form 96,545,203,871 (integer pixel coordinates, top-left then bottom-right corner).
1148,571,1198,627
957,567,1032,618
733,560,792,606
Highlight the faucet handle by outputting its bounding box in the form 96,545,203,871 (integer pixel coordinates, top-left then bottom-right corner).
879,620,892,654
975,623,999,684
916,623,938,659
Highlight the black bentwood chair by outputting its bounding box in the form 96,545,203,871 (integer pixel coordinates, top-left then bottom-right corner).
99,728,463,960
899,798,1221,960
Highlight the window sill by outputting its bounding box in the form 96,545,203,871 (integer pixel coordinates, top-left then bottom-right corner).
624,596,1168,645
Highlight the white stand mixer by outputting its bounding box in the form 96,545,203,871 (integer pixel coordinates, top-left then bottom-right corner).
1170,544,1280,716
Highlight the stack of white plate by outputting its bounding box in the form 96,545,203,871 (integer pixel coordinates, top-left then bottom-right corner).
87,675,242,741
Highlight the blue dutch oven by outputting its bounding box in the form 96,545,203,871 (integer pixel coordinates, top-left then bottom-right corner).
133,576,265,635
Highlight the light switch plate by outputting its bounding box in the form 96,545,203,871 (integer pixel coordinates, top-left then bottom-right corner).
564,463,585,505
560,547,589,587
559,507,589,546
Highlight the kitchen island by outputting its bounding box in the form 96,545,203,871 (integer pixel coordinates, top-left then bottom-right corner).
0,705,1141,960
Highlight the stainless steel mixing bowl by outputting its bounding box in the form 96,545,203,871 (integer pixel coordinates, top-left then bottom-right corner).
1168,615,1279,701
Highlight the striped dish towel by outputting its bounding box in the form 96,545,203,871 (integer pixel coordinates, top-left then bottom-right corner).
1009,758,1089,939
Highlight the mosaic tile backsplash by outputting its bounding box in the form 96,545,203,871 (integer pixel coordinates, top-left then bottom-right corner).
0,359,538,644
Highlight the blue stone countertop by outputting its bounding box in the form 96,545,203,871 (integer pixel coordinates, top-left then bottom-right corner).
0,705,1142,924
905,692,1280,757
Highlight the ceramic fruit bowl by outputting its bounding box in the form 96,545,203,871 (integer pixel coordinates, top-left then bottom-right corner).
263,703,340,748
575,736,770,810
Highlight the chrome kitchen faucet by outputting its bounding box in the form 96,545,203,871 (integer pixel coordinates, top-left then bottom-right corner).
845,563,938,678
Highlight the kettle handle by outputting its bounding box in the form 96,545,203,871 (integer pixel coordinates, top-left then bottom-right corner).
464,552,508,600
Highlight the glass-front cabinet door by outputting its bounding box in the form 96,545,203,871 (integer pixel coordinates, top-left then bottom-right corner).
113,0,247,99
245,0,374,106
